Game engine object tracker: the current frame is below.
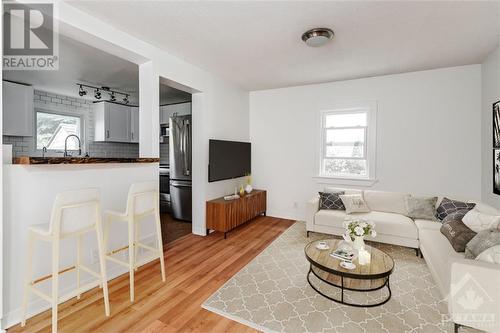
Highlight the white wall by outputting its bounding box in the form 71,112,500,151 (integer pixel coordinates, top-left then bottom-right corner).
250,65,482,220
55,3,250,236
481,45,500,208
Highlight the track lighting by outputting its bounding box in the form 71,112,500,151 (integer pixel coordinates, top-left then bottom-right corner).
95,89,102,99
78,85,87,97
110,92,116,102
123,94,129,104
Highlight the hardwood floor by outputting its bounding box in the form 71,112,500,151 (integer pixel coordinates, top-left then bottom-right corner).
8,216,295,333
160,213,192,245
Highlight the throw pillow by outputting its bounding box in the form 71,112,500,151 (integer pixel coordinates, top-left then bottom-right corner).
441,209,470,224
339,194,370,214
318,191,345,210
476,245,500,264
462,209,500,233
465,229,500,259
405,196,438,220
440,220,477,252
435,197,475,221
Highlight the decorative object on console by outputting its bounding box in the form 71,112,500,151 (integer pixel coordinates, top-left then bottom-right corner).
318,191,345,210
239,184,245,197
465,229,500,260
435,197,475,221
405,195,437,220
462,209,500,233
245,174,253,194
494,149,500,195
343,218,376,250
493,100,500,148
339,194,370,214
440,220,477,252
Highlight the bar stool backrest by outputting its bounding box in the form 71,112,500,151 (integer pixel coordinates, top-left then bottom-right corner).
50,188,101,236
126,182,158,217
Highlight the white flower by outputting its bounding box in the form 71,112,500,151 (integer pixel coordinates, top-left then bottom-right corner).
371,230,377,237
360,222,367,228
354,226,364,236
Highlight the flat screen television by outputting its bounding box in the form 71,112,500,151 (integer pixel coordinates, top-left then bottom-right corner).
209,139,251,182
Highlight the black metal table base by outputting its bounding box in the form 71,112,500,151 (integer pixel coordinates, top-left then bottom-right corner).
307,266,392,307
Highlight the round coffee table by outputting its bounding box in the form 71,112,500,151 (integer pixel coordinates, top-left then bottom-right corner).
304,238,394,307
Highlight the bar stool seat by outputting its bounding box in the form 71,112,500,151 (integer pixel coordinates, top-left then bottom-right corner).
21,188,110,333
103,181,166,303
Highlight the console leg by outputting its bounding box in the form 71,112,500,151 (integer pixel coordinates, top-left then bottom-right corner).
206,228,209,236
306,231,310,238
224,232,227,239
415,248,419,257
454,323,460,333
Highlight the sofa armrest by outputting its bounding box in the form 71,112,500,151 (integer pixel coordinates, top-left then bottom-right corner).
449,258,500,333
305,196,320,231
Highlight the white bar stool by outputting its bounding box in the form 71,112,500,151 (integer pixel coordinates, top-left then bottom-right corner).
21,188,110,333
103,181,166,302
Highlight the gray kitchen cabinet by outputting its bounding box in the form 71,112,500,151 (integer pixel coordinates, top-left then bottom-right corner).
94,102,131,142
130,106,139,143
2,81,34,136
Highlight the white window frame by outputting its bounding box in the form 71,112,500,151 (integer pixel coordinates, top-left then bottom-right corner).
34,108,85,153
315,102,377,186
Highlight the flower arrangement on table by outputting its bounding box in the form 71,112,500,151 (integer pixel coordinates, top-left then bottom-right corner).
343,218,376,250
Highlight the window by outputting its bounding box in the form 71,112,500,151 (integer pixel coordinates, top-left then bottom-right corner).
319,107,376,180
36,111,82,150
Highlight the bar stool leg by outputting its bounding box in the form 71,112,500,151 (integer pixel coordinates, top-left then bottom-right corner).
21,232,35,327
76,234,82,299
95,219,110,316
128,217,135,302
155,208,166,282
134,219,140,271
51,237,60,333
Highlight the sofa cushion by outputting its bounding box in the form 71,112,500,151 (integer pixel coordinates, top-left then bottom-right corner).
405,196,438,220
318,191,345,210
465,229,500,259
441,209,469,224
414,219,442,231
440,220,477,252
419,228,464,295
315,210,418,240
339,194,370,214
435,197,475,221
462,209,500,233
363,190,409,215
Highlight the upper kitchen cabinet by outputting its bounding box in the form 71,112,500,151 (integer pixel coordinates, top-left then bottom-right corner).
2,81,34,136
130,106,139,143
94,102,131,143
160,102,191,124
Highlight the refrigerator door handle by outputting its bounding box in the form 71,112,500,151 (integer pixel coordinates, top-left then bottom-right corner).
184,120,191,176
171,181,192,188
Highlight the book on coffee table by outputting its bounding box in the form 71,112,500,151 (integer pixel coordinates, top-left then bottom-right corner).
330,249,355,262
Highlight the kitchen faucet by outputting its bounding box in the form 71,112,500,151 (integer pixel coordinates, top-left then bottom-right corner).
64,134,82,157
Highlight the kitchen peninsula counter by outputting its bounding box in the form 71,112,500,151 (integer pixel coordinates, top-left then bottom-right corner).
13,156,160,165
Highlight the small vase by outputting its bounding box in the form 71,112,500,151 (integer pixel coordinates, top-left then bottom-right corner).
245,184,253,194
353,236,365,250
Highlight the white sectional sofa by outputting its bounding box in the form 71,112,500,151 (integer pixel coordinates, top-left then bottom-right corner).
305,188,500,333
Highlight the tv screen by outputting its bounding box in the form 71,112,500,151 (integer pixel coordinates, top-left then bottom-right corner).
209,139,251,182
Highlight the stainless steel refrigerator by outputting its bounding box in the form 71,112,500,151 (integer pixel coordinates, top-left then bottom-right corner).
169,114,192,221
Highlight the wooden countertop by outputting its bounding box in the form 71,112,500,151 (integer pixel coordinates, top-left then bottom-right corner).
13,156,160,165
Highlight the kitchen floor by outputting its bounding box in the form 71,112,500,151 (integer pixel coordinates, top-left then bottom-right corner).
160,213,192,246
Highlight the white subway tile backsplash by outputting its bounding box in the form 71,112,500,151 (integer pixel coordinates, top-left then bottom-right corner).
4,90,139,158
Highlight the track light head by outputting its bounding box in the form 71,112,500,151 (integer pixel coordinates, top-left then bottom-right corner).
78,85,87,97
110,92,116,102
94,89,102,99
123,95,129,104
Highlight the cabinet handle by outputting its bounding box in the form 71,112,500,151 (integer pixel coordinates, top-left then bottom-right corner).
131,132,134,140
106,130,110,138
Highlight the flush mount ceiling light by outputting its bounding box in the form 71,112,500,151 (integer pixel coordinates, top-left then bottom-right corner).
301,28,334,47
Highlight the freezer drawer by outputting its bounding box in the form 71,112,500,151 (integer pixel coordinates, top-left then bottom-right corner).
170,180,192,221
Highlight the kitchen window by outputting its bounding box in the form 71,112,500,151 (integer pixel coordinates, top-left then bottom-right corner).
318,105,376,182
36,111,83,150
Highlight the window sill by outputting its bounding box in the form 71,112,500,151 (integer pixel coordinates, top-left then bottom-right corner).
313,175,378,187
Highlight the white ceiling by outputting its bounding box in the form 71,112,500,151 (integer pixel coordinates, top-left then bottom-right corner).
68,1,500,91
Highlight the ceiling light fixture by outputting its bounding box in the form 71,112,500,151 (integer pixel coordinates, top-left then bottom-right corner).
110,92,116,102
301,28,334,47
78,84,87,97
94,88,102,99
123,94,129,104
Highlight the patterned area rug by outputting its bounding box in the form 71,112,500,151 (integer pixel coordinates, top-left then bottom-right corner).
202,222,480,333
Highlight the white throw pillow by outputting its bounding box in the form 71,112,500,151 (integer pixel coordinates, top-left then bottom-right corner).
462,209,500,233
476,245,500,264
339,194,370,214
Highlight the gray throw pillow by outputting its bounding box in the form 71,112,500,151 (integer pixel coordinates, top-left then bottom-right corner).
319,191,345,210
435,197,475,221
440,220,477,252
405,196,437,220
442,209,470,224
465,229,500,259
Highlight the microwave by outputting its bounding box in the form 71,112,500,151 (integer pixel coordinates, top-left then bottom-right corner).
160,124,169,137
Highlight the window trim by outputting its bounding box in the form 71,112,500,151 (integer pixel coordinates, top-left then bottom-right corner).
316,102,377,185
34,108,85,153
